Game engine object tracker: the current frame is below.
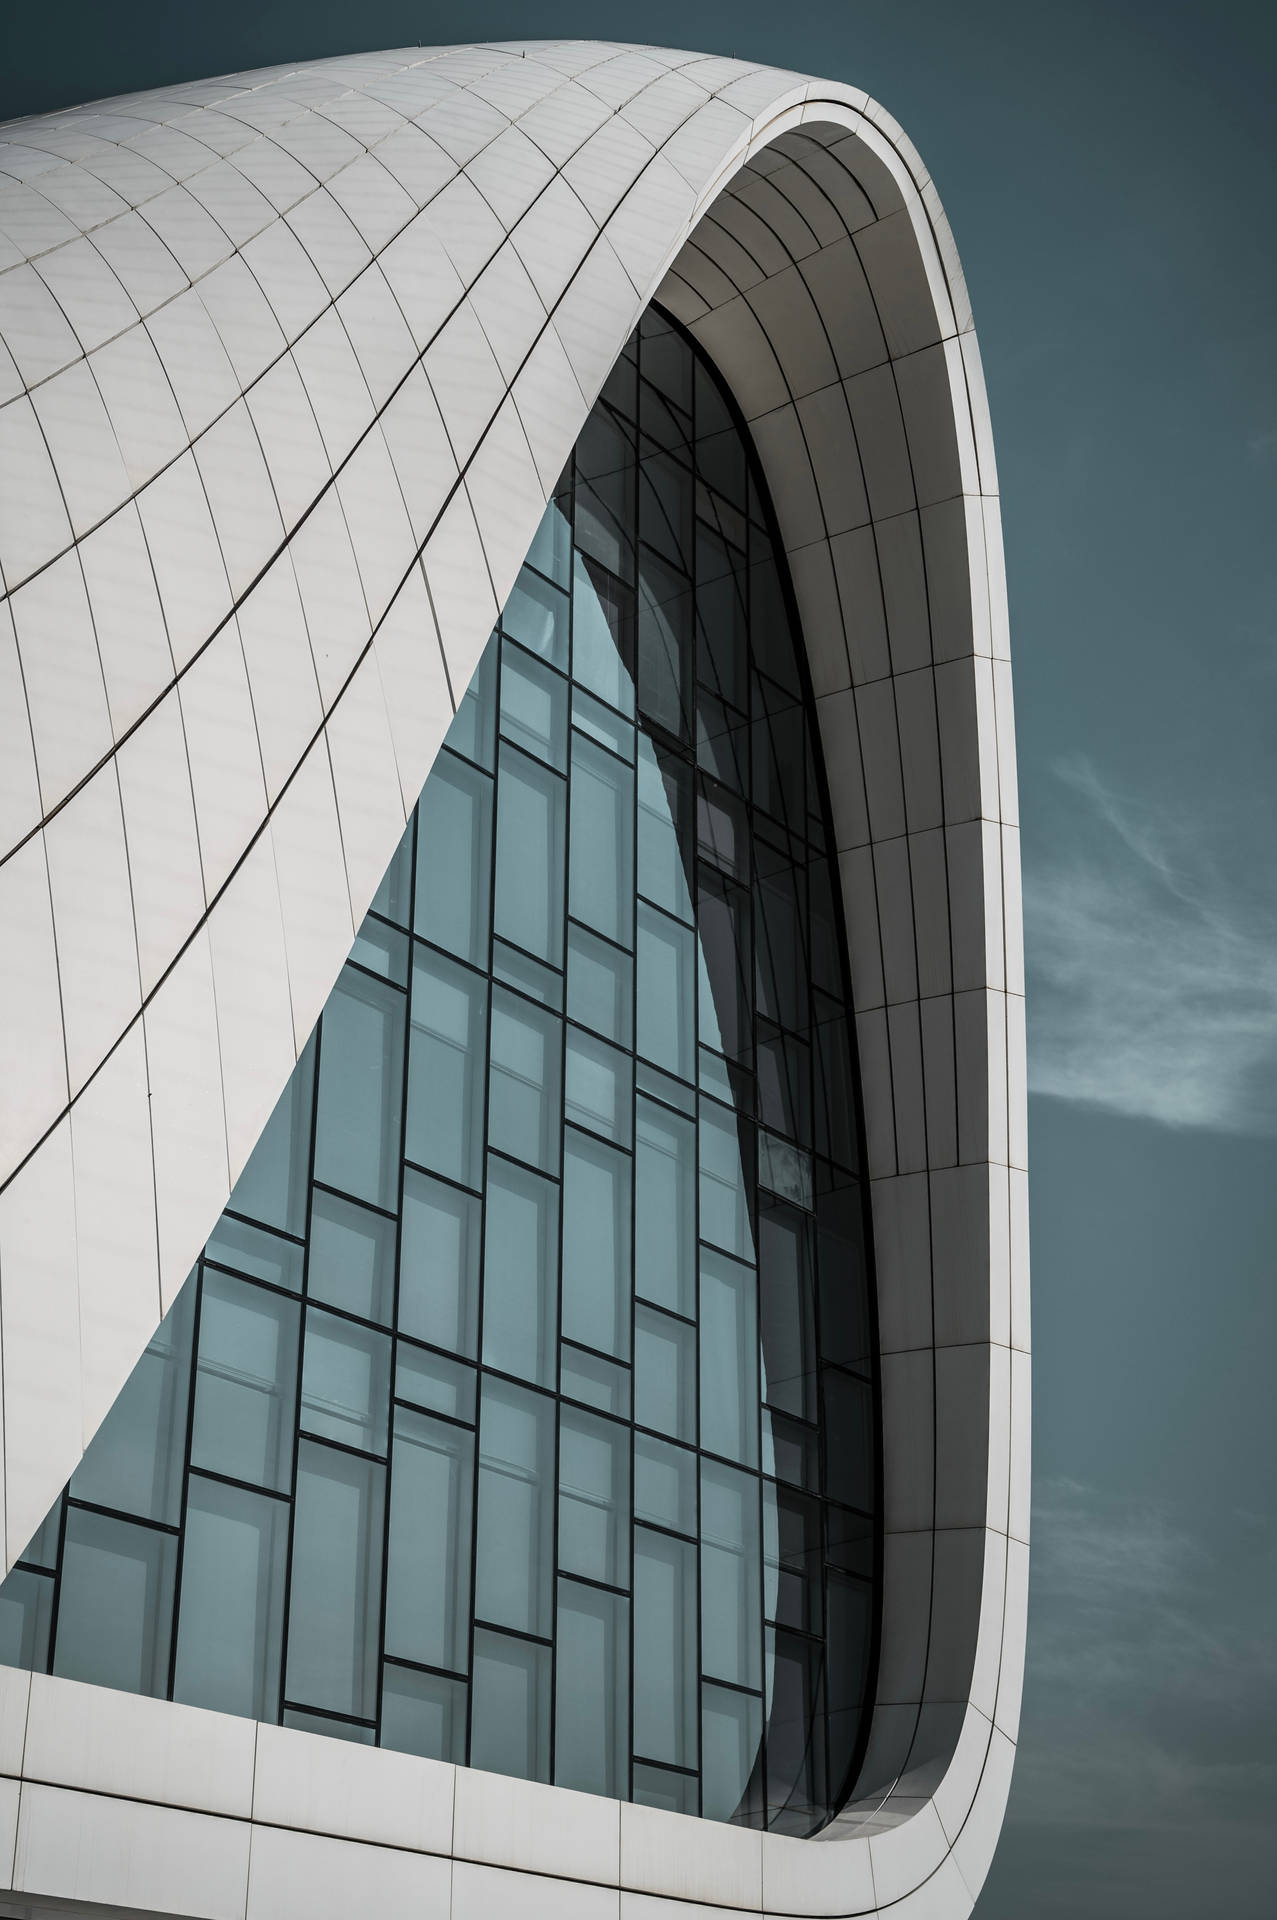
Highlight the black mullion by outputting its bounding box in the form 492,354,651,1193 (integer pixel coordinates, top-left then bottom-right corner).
687,319,706,1817
165,1258,208,1701
186,1463,292,1505
61,1496,181,1537
275,1005,323,1724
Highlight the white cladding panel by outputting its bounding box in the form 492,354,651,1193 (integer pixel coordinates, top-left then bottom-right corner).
0,39,1025,1919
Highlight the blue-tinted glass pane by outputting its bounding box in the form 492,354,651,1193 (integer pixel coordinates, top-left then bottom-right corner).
53,1507,175,1696
636,903,694,1079
700,1249,759,1468
501,639,567,769
567,923,632,1045
227,1037,314,1235
470,1629,550,1781
633,1761,697,1815
448,636,497,769
699,1099,754,1262
565,1027,632,1144
308,1189,396,1324
286,1440,384,1719
701,1682,763,1825
635,1098,695,1317
525,496,572,590
634,1305,695,1445
382,1663,467,1762
70,1284,193,1525
395,1345,476,1424
475,1380,554,1638
560,1344,631,1418
414,751,492,964
301,1308,391,1455
569,732,633,947
283,1707,374,1743
398,1169,480,1356
314,968,404,1211
482,1159,558,1389
191,1270,298,1492
385,1406,473,1673
634,1433,696,1536
558,1406,628,1587
700,1461,761,1691
555,1580,627,1797
633,1529,697,1769
407,949,486,1188
488,988,561,1172
0,1569,53,1669
205,1217,303,1291
172,1476,287,1719
370,818,413,926
503,567,569,670
562,1130,631,1361
494,744,565,966
349,913,409,985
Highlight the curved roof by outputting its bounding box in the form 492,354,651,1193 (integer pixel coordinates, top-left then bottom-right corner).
0,40,1026,1918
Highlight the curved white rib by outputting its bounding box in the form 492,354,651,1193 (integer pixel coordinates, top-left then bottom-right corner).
0,40,1025,1918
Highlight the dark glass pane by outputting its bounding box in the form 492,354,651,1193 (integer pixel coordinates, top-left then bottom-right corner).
205,1215,303,1291
634,1304,696,1445
0,1568,53,1669
758,1202,818,1422
502,567,569,671
636,903,694,1080
567,923,633,1045
634,1433,696,1536
637,546,691,737
573,551,635,714
700,1248,759,1467
700,1460,761,1690
488,986,561,1172
449,637,498,767
634,1097,695,1317
701,1683,763,1826
300,1307,391,1455
569,731,634,948
574,410,635,582
501,636,568,769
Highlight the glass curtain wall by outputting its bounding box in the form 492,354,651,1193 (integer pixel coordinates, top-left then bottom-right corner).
0,309,878,1836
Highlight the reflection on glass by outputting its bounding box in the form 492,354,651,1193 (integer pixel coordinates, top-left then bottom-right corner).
482,1158,559,1388
559,1406,628,1587
494,744,565,966
398,1170,480,1356
407,948,486,1189
315,968,404,1211
414,752,492,965
636,903,694,1080
385,1407,472,1673
70,1287,193,1526
488,987,562,1172
191,1271,297,1492
475,1380,554,1638
635,1099,695,1317
53,1507,175,1696
308,1189,396,1325
562,1130,631,1360
286,1440,384,1720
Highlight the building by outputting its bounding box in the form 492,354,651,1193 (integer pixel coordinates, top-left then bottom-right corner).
0,38,1028,1920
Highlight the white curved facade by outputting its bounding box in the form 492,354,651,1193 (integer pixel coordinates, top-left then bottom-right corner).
0,38,1026,1920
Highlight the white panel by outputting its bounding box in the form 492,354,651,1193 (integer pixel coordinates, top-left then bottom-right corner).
455,1861,617,1920
43,761,140,1098
245,352,332,534
335,423,418,627
246,1824,450,1920
325,153,417,254
13,1783,250,1920
0,836,66,1183
0,1665,30,1778
208,833,296,1188
868,1797,948,1908
193,397,284,598
420,483,497,700
269,744,355,1053
0,1119,80,1567
761,1831,875,1917
335,261,418,407
23,1673,254,1816
0,601,41,853
454,1768,619,1884
291,306,377,468
236,553,323,802
287,486,372,709
379,361,457,543
135,448,233,672
324,649,407,925
621,1802,762,1909
378,209,466,354
30,359,130,538
0,262,82,387
76,501,174,737
115,689,206,998
371,562,454,814
178,620,268,898
140,183,236,280
144,924,228,1311
198,252,286,387
69,1024,159,1444
252,1721,453,1852
0,394,75,596
146,285,240,439
240,217,329,342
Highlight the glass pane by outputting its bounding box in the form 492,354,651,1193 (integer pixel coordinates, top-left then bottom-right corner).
562,1130,631,1362
475,1379,554,1638
575,413,634,583
398,1169,480,1355
560,1344,631,1418
633,1528,696,1769
385,1406,473,1673
53,1507,175,1696
191,1270,298,1492
701,1683,763,1826
482,1158,558,1389
500,638,567,768
301,1308,391,1455
555,1580,627,1797
699,1100,754,1263
488,987,562,1172
286,1439,384,1719
635,1098,695,1317
567,924,632,1045
407,948,486,1189
767,1487,822,1633
700,1249,759,1468
758,1202,817,1421
758,1129,813,1211
634,1433,696,1537
494,744,565,966
765,1631,827,1830
448,637,497,769
569,732,633,947
637,546,691,737
821,1371,874,1513
470,1629,550,1782
314,967,404,1211
633,1761,697,1815
370,817,414,926
0,1568,53,1669
493,939,563,1008
70,1284,193,1526
525,494,572,590
395,1345,476,1424
698,871,751,1062
172,1476,287,1719
502,567,569,670
558,1406,628,1588
565,1027,632,1144
636,903,694,1080
413,750,492,965
308,1189,396,1324
637,739,693,921
572,685,634,760
633,1304,695,1445
349,913,409,986
282,1707,374,1743
205,1217,303,1291
381,1663,467,1762
700,1461,761,1690
227,1037,314,1235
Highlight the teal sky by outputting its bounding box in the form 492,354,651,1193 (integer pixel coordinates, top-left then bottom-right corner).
3,3,1275,1910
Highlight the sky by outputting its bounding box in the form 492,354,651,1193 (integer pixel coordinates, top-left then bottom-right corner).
3,1,1275,1911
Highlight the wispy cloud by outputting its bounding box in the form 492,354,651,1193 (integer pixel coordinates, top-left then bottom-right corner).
980,1479,1277,1918
1025,758,1277,1133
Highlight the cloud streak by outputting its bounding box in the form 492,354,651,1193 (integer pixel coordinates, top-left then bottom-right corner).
1025,758,1277,1133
